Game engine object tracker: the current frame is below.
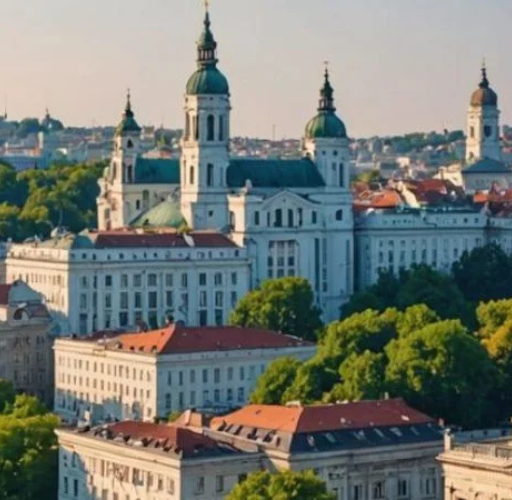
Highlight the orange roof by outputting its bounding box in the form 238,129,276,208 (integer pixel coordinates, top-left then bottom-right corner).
353,189,402,209
99,324,313,355
211,399,433,434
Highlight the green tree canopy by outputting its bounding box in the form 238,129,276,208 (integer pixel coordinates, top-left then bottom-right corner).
229,277,323,340
452,244,512,303
226,470,336,500
0,379,15,413
385,320,499,427
250,357,302,404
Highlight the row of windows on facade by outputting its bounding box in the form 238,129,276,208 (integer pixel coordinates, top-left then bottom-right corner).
184,113,227,143
249,207,344,229
165,386,247,410
375,237,482,249
469,124,497,139
183,162,224,188
79,289,234,312
80,271,238,290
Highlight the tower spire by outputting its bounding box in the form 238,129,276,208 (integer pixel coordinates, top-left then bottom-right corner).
318,62,335,112
197,1,218,68
480,58,489,89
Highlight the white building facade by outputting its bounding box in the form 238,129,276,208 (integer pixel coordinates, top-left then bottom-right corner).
53,324,316,424
6,230,249,335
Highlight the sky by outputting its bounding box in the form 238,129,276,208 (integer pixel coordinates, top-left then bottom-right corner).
2,0,512,138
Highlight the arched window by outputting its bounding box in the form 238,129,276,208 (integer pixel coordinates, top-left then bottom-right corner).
254,211,260,226
136,200,141,210
185,113,191,140
339,163,344,187
230,211,236,228
126,164,133,183
207,115,215,141
336,209,343,221
484,125,492,138
127,139,133,149
207,163,214,187
112,163,117,180
194,116,199,140
189,166,195,185
470,126,475,138
219,115,225,141
142,190,150,210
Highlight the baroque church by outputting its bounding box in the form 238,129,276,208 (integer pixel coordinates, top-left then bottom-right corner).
97,8,353,321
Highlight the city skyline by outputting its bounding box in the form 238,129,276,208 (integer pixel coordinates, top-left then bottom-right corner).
2,0,512,138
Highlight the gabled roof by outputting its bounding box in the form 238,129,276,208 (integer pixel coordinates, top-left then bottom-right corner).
103,324,313,355
134,158,180,184
212,399,434,434
227,158,325,189
464,158,512,174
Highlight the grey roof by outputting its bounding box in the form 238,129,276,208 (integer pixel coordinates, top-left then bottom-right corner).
227,158,325,189
464,158,512,174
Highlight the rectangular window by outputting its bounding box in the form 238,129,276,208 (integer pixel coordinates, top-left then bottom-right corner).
181,273,188,288
214,368,220,384
231,291,238,308
147,273,157,287
214,273,222,286
133,274,142,287
237,387,245,402
227,388,233,401
79,293,87,309
120,292,128,309
148,291,158,309
190,369,196,384
199,291,207,307
227,367,233,381
199,310,207,326
215,309,223,326
121,274,128,288
398,479,408,497
239,366,245,380
105,275,113,288
195,477,205,495
254,211,260,226
165,274,173,287
373,481,385,499
202,369,208,383
73,479,79,498
215,475,224,493
119,312,128,327
199,273,207,286
104,293,112,309
165,290,174,308
215,291,223,308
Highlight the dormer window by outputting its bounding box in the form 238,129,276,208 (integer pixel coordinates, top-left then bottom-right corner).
127,139,134,149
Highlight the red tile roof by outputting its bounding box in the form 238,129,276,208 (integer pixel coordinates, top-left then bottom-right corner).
211,399,434,434
0,284,12,305
87,229,238,249
101,324,313,355
99,421,221,458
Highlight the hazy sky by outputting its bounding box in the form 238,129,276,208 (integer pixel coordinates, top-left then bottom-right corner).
2,0,512,138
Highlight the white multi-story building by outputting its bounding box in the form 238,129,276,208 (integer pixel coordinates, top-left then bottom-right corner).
6,229,249,335
53,323,316,424
56,398,443,500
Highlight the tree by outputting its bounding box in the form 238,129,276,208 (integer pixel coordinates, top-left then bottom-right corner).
0,379,15,413
452,244,512,303
385,320,499,427
395,304,440,337
250,357,302,404
0,394,59,500
229,277,322,340
325,351,387,402
226,470,336,500
282,357,339,404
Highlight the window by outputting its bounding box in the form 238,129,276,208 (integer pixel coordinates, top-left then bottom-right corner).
181,273,188,288
335,209,343,221
218,115,224,141
190,369,196,384
165,393,171,410
199,291,207,308
64,477,69,495
199,273,207,286
311,211,318,224
373,481,385,499
134,292,142,309
167,478,175,494
398,479,408,497
254,211,260,226
214,273,222,286
132,468,143,486
120,292,128,309
288,209,294,227
207,163,214,187
147,274,157,287
207,114,215,141
214,368,220,383
237,387,245,402
133,274,142,287
165,274,173,287
274,209,283,227
185,113,191,140
484,125,492,138
121,274,128,288
195,477,205,495
79,294,87,309
239,366,245,380
215,475,224,493
148,291,157,309
73,479,79,497
339,163,345,187
202,369,208,383
166,291,174,308
352,485,363,500
105,275,113,287
189,166,195,185
227,367,233,381
470,125,475,138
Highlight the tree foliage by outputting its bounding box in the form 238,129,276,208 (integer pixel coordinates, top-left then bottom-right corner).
250,357,302,404
229,277,323,340
0,161,106,241
0,381,59,500
226,470,336,500
453,244,512,303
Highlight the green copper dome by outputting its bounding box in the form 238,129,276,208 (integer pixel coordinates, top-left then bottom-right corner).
186,67,229,95
186,10,229,96
130,198,185,229
116,91,141,136
305,68,347,140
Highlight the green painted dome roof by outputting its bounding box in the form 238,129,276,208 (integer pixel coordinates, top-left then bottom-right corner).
305,112,346,139
186,67,229,95
130,198,185,229
186,10,229,96
305,68,347,140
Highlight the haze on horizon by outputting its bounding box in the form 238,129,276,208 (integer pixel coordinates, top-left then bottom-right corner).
2,0,512,139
